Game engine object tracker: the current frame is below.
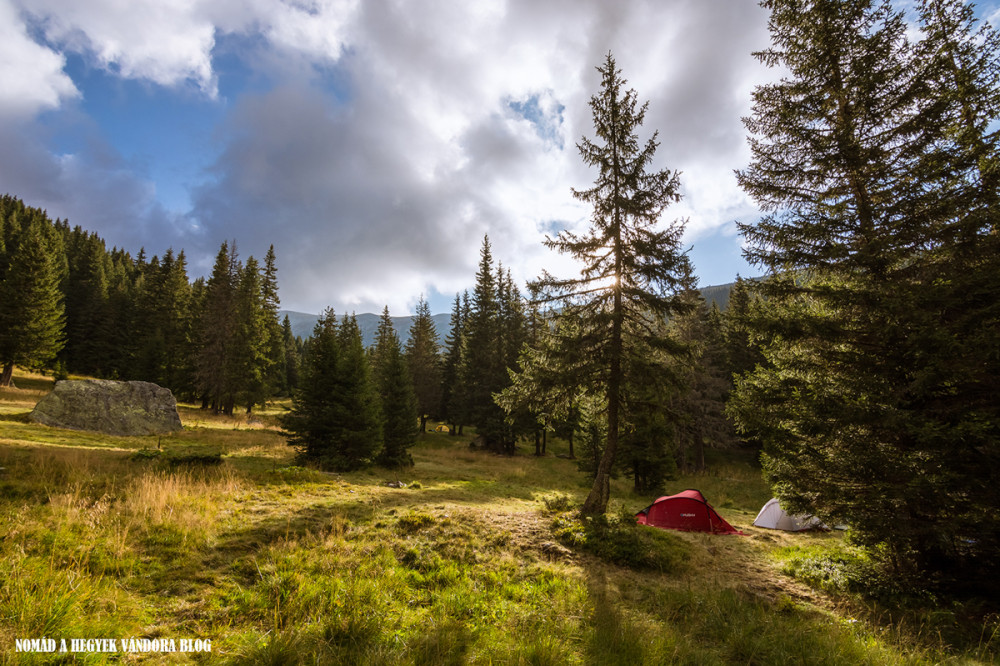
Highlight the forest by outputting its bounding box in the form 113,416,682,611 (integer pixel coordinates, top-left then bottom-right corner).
1,0,999,662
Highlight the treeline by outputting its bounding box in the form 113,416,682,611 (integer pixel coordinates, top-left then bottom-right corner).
0,194,299,412
283,232,747,479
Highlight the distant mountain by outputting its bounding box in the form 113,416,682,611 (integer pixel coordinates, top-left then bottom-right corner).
699,282,735,311
279,281,740,348
280,310,452,348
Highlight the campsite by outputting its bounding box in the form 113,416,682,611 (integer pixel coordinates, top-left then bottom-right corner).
2,0,1000,662
1,369,996,664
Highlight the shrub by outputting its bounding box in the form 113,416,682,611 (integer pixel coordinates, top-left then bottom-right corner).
551,509,687,572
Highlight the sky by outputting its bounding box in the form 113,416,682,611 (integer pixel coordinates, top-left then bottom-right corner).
3,0,998,316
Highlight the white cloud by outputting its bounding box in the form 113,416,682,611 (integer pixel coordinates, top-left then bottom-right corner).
0,0,77,117
17,0,218,93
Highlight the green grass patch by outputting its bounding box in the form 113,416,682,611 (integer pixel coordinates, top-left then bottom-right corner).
0,369,994,664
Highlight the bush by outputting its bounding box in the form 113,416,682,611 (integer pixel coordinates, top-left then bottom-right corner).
551,508,687,572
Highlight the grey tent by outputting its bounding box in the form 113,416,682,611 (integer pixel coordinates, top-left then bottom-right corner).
752,498,825,531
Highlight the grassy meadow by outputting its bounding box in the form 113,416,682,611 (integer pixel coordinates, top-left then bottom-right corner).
0,371,997,664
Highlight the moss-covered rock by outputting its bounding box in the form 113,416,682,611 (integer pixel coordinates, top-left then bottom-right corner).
30,379,183,436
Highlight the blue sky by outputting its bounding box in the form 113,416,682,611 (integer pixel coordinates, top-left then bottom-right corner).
3,0,997,315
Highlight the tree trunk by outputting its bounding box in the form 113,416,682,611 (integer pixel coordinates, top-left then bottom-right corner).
583,315,621,515
568,429,574,459
0,362,14,388
694,432,705,472
420,415,427,432
542,429,547,455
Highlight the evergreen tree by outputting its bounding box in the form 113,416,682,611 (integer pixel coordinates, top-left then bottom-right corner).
371,306,418,468
62,228,111,377
405,296,442,432
231,256,273,413
530,53,691,515
103,248,139,379
440,292,467,433
664,268,734,473
0,215,65,386
283,310,342,465
261,245,286,396
131,249,194,391
369,306,397,384
283,311,383,471
719,277,765,382
498,308,589,459
195,242,239,413
458,236,516,452
731,0,1000,587
281,314,301,393
333,314,384,469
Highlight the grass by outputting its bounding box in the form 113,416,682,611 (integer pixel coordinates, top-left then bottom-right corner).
0,368,996,664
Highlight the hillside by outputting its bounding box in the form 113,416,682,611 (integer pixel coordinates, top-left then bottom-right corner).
1,370,993,664
281,281,739,345
281,310,452,346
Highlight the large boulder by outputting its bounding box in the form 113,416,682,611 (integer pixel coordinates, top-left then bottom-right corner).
31,379,183,436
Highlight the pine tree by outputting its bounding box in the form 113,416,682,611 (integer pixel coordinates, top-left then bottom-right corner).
369,306,397,385
62,229,114,377
731,0,1000,586
282,310,342,465
231,256,273,413
664,268,733,473
458,236,513,452
440,292,467,433
283,311,383,471
0,215,65,386
371,306,418,468
530,53,691,515
281,314,301,393
405,296,442,432
195,242,239,413
261,245,286,396
332,314,383,469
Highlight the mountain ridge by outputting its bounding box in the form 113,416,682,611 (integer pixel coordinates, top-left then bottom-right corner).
279,281,739,347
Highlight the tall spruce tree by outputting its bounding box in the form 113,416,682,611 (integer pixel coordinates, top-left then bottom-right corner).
458,237,511,450
0,214,65,386
529,53,691,514
665,268,733,473
62,228,111,377
405,296,442,432
231,256,273,413
333,314,384,469
283,310,342,465
440,291,467,433
195,242,239,413
261,245,286,396
283,311,383,471
371,307,418,468
281,314,301,394
731,0,1000,587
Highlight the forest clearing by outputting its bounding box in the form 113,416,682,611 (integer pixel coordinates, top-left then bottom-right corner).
1,370,995,665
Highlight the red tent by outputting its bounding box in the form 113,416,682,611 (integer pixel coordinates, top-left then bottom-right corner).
635,489,743,535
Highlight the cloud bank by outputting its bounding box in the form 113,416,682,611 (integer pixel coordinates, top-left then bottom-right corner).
2,0,775,313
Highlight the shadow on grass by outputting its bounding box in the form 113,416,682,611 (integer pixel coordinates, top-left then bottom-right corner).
581,562,925,665
209,500,377,562
0,411,32,423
